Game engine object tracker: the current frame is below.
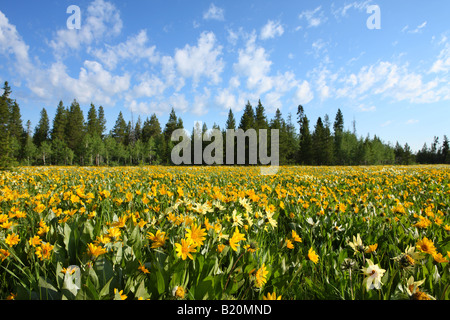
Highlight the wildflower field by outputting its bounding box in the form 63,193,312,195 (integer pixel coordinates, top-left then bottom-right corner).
0,165,449,300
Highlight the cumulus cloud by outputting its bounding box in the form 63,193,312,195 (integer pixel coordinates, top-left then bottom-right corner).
233,34,272,92
42,60,130,105
49,0,122,54
333,60,449,104
260,20,284,40
174,31,224,87
203,3,225,21
295,80,314,104
0,10,34,76
89,29,159,70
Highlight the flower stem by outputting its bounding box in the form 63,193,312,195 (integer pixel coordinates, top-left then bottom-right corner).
223,251,244,292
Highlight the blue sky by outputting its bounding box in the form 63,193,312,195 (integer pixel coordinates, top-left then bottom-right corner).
1,0,449,151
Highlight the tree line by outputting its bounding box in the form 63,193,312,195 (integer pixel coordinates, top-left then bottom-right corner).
0,81,449,168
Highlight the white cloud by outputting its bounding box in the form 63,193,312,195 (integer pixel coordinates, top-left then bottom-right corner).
174,31,224,87
233,34,272,92
42,60,130,105
89,29,159,69
49,0,122,54
429,39,450,73
130,73,167,99
332,1,373,18
299,6,327,28
406,119,419,125
260,20,284,40
357,104,376,112
334,60,449,104
0,10,34,76
161,55,185,92
215,88,238,111
192,88,211,116
402,21,427,34
129,93,190,116
381,120,392,127
295,80,314,104
229,76,240,88
309,39,329,58
203,3,225,21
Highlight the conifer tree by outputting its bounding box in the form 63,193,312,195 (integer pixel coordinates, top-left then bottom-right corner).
333,108,344,165
65,99,86,161
297,105,312,165
142,114,161,143
97,106,107,138
111,111,128,145
238,101,255,130
254,99,268,130
0,90,11,168
87,103,99,137
51,101,68,142
33,108,50,148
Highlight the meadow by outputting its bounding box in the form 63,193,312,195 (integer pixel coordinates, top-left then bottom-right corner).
0,165,449,300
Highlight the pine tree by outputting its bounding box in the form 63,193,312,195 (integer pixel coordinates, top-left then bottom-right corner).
51,101,68,142
134,116,142,142
142,114,161,143
23,120,36,165
65,99,86,161
254,100,268,130
111,111,128,145
312,117,326,165
333,109,344,164
284,113,298,164
442,135,449,164
97,106,107,138
163,108,180,142
0,92,11,168
238,101,255,130
225,109,236,130
297,106,312,165
87,103,99,137
33,108,50,148
323,114,334,165
0,82,19,167
9,101,23,141
270,109,288,165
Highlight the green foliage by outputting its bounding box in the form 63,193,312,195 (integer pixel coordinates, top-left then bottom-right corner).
0,80,448,167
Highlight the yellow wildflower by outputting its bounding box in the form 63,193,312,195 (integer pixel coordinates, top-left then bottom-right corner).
87,243,107,258
185,223,206,247
263,292,281,300
254,263,269,288
308,247,319,264
0,248,10,262
174,238,197,260
147,230,167,249
35,242,54,261
5,233,20,247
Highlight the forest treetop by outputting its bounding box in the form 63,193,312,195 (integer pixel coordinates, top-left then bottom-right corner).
0,81,448,168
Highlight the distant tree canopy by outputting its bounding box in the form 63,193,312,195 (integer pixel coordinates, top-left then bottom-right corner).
0,81,448,168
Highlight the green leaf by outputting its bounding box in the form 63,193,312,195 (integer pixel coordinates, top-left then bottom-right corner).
194,275,214,300
99,276,114,299
38,276,61,300
95,256,114,288
134,279,150,300
155,270,165,296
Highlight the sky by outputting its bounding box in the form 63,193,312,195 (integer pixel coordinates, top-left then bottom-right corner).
0,0,449,152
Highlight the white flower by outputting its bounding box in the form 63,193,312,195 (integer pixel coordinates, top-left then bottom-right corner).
348,233,367,254
361,259,386,290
